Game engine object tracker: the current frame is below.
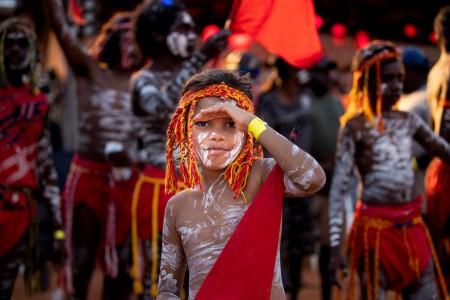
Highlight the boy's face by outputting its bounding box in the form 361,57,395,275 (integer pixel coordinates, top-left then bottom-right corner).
3,30,30,72
192,97,245,171
369,60,404,110
166,11,197,58
380,60,404,109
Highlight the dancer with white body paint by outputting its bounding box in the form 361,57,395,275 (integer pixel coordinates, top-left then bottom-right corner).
129,1,229,297
158,69,325,300
328,40,450,300
42,0,144,299
425,5,450,291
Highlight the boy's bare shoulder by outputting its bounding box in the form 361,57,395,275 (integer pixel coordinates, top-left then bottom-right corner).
166,189,200,210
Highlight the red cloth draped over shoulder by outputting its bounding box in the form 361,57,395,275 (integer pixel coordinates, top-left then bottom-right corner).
195,165,284,300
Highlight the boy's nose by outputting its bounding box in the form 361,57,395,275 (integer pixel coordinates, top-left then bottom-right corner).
210,130,225,140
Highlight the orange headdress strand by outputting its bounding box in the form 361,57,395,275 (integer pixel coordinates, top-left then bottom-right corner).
165,82,263,199
340,41,399,132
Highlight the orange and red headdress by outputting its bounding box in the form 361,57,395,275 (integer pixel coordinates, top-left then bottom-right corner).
165,82,263,198
341,40,399,131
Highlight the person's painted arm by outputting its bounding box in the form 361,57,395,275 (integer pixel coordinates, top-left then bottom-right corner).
131,30,230,118
193,103,326,197
36,122,62,229
412,112,450,164
157,198,187,300
256,123,326,197
328,124,355,248
44,0,91,74
131,54,207,118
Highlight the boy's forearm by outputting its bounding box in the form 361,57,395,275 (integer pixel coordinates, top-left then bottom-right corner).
256,124,326,193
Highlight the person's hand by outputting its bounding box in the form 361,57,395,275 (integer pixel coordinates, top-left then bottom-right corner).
193,102,255,133
328,245,348,288
198,29,231,60
51,231,67,269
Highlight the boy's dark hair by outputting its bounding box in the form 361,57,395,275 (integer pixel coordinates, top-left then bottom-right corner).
435,5,450,52
133,0,186,58
351,40,399,94
341,40,400,129
352,41,398,73
182,69,253,100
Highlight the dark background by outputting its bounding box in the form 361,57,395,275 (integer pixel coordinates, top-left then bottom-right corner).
96,0,450,46
1,0,449,45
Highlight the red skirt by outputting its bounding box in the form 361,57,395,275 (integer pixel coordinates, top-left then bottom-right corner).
0,189,33,257
348,197,431,291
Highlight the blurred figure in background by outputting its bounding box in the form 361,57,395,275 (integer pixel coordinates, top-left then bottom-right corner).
42,0,144,298
130,0,229,297
257,57,316,300
0,17,65,298
397,46,431,203
329,40,450,300
308,56,344,300
426,5,450,291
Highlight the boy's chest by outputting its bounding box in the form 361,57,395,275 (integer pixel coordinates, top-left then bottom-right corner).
177,200,248,251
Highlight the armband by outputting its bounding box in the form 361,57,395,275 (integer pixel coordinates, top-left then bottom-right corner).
248,117,267,140
439,98,450,108
54,229,65,240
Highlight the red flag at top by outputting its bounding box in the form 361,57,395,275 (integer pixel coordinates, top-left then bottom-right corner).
229,0,322,68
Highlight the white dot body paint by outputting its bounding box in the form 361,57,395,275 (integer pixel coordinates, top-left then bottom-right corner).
381,82,388,94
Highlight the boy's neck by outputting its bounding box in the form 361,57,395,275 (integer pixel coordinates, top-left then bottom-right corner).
201,169,227,190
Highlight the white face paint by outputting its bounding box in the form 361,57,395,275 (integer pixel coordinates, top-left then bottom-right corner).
166,12,196,58
194,127,245,170
192,98,245,171
166,31,190,58
4,31,31,71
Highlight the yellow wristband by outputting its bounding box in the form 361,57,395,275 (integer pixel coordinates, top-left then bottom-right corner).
248,117,267,139
54,229,65,240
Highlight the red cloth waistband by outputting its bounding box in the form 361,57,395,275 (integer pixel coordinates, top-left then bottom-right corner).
71,154,111,172
355,196,422,222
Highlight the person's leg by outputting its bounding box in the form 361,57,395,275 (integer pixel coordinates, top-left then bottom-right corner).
318,245,331,300
358,251,388,300
0,234,26,300
102,241,133,300
70,203,101,300
401,261,437,300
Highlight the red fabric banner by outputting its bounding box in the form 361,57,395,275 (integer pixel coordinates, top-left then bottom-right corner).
229,0,322,68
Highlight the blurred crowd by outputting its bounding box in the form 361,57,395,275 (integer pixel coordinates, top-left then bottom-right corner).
1,1,450,300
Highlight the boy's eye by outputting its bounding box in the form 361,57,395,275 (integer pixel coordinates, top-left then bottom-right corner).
226,121,236,128
195,121,208,127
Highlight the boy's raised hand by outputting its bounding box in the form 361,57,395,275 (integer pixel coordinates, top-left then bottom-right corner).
193,102,255,133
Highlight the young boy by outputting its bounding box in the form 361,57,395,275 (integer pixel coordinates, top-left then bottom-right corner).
328,40,450,300
158,69,325,300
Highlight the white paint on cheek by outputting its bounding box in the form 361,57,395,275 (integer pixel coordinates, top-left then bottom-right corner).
219,132,245,169
195,132,212,167
166,32,189,58
381,83,388,94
